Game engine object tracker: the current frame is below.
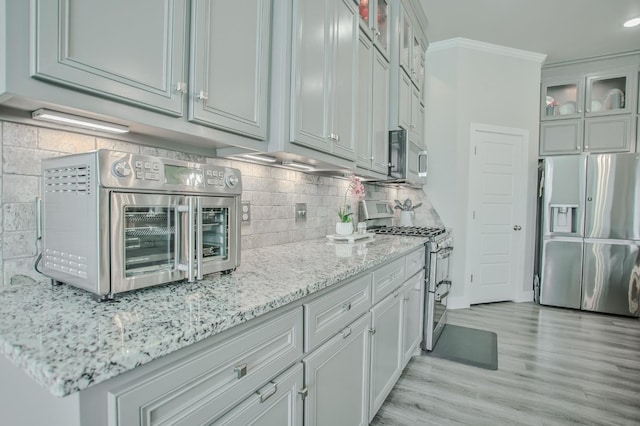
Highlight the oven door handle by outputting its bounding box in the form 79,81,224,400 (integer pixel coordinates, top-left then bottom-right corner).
434,280,451,301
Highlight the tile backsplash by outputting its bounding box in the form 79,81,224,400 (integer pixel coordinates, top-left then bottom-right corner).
0,120,442,286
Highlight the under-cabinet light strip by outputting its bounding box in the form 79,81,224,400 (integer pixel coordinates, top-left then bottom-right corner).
32,109,130,134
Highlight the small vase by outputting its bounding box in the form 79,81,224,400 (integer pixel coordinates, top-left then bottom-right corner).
399,211,414,227
335,222,353,235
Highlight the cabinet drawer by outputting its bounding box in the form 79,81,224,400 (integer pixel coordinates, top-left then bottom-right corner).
108,308,303,426
372,256,405,304
304,273,371,352
405,247,425,278
215,363,304,426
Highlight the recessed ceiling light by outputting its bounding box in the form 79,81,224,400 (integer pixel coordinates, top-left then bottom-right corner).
623,17,640,27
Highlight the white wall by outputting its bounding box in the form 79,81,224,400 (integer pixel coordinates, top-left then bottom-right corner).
425,38,546,308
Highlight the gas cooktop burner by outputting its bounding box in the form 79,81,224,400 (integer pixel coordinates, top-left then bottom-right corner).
372,226,446,238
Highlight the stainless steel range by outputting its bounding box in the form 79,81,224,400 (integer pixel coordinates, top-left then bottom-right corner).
360,200,453,351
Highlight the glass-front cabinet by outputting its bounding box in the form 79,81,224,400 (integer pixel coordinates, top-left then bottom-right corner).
541,79,583,120
357,0,389,59
541,71,634,121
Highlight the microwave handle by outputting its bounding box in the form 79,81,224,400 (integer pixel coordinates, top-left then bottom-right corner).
177,198,196,282
418,150,428,178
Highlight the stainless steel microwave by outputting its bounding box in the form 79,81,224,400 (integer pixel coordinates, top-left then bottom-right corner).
388,129,427,187
40,150,242,300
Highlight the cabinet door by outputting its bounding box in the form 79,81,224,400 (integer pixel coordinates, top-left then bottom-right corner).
303,314,371,426
585,71,634,117
584,115,633,153
331,0,358,160
541,79,583,121
372,0,390,60
398,70,412,131
398,3,412,75
539,120,583,155
369,290,403,421
190,0,271,140
356,31,374,169
409,84,421,144
33,0,187,116
402,270,424,366
371,49,390,174
291,0,332,151
215,364,304,426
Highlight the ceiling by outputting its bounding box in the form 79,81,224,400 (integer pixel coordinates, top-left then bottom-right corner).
419,0,640,65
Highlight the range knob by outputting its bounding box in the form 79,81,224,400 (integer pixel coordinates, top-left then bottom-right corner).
112,160,132,178
225,174,239,188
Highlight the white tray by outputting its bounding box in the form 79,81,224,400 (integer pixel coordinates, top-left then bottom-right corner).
326,232,375,243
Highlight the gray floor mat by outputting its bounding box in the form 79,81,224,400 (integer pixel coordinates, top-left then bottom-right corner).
427,324,498,370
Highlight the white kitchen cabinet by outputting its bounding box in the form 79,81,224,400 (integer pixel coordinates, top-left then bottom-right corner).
189,0,271,140
402,269,424,366
410,84,423,145
33,0,188,116
304,272,371,352
290,0,358,160
214,364,304,426
303,314,371,426
539,55,640,156
98,308,303,425
397,59,425,148
372,255,406,304
356,30,390,175
368,288,403,422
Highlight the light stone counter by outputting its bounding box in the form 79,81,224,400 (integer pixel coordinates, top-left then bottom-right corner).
0,235,426,397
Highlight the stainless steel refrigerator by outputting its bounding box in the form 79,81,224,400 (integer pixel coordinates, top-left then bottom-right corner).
540,153,640,317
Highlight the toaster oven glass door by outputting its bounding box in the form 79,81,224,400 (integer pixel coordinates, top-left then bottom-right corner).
111,193,186,293
197,196,237,276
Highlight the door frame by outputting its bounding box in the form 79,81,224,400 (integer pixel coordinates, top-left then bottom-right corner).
465,123,529,305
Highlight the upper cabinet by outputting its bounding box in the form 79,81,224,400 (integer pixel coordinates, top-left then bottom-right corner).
539,54,640,156
189,0,272,140
7,0,272,145
33,0,189,117
290,0,358,160
541,71,634,121
357,0,390,60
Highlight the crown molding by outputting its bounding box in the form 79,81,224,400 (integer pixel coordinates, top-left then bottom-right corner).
427,37,547,64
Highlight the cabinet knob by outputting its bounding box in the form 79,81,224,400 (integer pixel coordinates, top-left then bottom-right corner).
234,363,247,379
175,82,187,94
342,302,352,311
298,387,309,399
341,327,352,338
369,328,376,335
197,90,208,101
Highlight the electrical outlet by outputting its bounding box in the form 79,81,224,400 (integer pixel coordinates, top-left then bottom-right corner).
295,203,307,222
241,201,251,223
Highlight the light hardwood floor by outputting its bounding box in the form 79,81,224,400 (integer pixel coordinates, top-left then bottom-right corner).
371,302,640,426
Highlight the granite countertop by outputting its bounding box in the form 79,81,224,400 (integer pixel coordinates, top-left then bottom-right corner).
0,235,426,397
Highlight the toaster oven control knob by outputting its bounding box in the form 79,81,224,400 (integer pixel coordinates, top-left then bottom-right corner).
112,161,132,178
226,174,239,188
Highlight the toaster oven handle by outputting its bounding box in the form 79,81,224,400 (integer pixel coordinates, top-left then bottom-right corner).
196,197,203,280
177,198,196,282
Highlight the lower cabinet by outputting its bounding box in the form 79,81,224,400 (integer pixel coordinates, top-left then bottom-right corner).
402,269,425,366
302,314,371,426
215,364,304,426
368,288,403,421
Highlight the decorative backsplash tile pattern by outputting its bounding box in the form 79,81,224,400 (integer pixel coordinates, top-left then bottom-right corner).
0,120,442,286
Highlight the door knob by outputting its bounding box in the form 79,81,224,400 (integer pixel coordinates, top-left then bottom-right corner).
513,225,522,231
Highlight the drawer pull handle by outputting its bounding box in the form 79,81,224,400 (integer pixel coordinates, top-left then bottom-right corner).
342,327,352,338
234,363,247,379
342,302,352,311
298,387,309,399
259,382,278,403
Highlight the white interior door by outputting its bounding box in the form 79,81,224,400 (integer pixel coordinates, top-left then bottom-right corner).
467,124,528,304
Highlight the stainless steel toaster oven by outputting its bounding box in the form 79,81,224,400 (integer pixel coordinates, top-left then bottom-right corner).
40,150,242,300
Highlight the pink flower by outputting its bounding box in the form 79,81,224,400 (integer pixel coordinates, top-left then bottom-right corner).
338,175,366,222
